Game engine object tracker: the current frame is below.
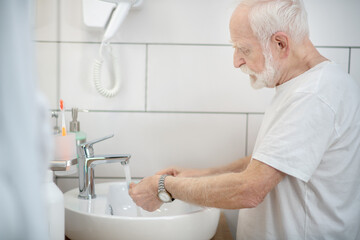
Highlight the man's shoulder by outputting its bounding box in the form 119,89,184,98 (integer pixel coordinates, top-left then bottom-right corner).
318,62,359,105
295,62,358,100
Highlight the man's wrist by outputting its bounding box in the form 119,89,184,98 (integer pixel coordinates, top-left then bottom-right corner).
165,174,174,186
158,174,175,202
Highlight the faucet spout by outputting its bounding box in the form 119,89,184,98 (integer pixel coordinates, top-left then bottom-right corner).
87,154,130,168
77,135,131,199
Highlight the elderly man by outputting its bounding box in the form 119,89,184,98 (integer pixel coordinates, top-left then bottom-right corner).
129,0,360,239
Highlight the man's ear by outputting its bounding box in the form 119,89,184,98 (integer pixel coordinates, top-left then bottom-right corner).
271,32,289,58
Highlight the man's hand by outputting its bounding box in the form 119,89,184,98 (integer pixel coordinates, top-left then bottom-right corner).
128,175,163,212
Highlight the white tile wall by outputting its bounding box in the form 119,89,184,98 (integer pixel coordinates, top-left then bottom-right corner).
34,0,58,41
317,48,349,73
147,44,275,113
59,0,103,42
350,48,360,86
60,0,235,44
305,0,360,46
247,114,264,156
58,0,360,46
59,43,146,111
78,112,246,177
35,42,58,109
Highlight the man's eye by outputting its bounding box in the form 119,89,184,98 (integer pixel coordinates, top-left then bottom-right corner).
233,45,250,56
243,49,250,55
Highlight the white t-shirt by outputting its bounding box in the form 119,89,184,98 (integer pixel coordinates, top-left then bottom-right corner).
237,61,360,240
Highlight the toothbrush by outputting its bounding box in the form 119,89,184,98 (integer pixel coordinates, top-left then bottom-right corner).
60,99,67,136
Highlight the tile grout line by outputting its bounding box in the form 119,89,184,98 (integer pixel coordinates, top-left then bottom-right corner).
245,113,249,156
145,44,149,111
56,0,61,108
55,0,61,183
34,40,360,49
50,109,265,115
348,47,352,74
56,44,60,105
35,41,232,47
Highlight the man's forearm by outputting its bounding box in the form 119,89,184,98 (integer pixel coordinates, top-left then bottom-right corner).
207,155,252,175
164,158,284,210
165,173,254,209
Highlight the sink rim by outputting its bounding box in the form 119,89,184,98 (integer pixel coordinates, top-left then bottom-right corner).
64,181,219,220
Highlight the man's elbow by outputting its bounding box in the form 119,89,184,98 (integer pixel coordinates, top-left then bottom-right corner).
230,187,267,209
242,193,265,208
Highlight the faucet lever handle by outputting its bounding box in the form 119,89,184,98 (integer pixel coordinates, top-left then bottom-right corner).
79,134,114,157
84,134,114,147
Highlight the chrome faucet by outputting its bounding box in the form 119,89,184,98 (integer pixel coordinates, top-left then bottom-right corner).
77,134,131,199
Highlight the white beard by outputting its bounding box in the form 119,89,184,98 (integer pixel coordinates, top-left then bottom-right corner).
240,48,279,89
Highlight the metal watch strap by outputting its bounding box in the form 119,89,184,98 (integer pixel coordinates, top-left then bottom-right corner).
158,174,174,201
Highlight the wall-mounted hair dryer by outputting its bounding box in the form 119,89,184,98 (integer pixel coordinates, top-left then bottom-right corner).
83,0,144,97
83,0,143,38
101,0,143,42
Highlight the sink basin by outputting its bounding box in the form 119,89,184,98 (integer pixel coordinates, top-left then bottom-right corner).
64,182,220,240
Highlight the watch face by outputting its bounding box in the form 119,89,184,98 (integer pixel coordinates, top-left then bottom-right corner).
158,191,171,202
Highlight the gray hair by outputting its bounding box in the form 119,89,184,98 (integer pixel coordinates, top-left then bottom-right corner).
240,0,309,47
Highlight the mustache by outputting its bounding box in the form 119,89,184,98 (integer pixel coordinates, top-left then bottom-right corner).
240,65,256,75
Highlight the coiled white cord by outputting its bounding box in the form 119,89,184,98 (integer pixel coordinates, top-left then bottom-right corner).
93,42,121,98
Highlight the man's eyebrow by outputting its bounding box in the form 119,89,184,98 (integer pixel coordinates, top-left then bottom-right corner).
230,40,240,48
229,40,245,49
229,40,237,47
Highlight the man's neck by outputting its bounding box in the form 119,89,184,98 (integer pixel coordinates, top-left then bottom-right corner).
276,38,328,86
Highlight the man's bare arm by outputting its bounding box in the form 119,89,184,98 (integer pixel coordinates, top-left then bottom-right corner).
165,159,285,209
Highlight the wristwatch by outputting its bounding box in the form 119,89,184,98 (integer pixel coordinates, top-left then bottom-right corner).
158,174,175,203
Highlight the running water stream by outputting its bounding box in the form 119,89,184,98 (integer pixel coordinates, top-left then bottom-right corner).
123,164,132,190
123,164,142,217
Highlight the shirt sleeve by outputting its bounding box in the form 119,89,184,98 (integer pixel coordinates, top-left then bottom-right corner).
252,92,336,182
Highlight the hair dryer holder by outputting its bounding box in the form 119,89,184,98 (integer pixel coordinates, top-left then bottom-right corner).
83,0,143,41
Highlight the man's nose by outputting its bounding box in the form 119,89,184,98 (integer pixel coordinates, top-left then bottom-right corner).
233,51,245,68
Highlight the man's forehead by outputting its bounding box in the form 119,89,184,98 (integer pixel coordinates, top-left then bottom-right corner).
230,5,254,37
230,5,265,51
230,4,250,25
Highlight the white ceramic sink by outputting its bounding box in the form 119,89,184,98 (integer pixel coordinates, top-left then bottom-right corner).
64,182,220,240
